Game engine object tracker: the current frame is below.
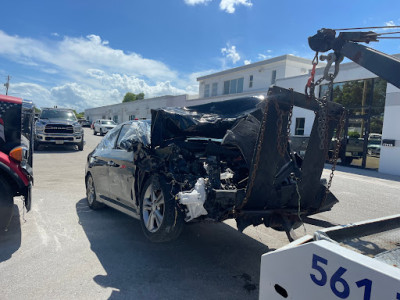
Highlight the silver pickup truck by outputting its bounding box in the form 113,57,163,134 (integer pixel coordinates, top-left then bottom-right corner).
34,108,84,151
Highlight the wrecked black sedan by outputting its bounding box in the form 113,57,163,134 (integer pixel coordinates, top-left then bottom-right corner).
85,86,344,242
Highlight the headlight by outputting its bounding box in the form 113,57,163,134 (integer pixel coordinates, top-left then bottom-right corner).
74,125,82,133
35,122,45,133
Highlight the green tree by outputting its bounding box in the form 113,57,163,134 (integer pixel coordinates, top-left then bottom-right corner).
72,110,84,119
122,92,145,103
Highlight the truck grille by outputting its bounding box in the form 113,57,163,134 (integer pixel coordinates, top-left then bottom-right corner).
45,124,73,134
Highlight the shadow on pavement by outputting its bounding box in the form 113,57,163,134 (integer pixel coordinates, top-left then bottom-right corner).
34,144,80,154
76,199,270,300
0,205,21,262
324,164,400,182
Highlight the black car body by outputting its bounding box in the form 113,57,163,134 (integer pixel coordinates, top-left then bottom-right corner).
85,86,343,242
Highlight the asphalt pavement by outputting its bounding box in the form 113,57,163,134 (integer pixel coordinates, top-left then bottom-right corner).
1,128,400,299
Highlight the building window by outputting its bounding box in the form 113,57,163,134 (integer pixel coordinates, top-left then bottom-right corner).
113,115,119,123
295,118,305,135
102,115,106,119
129,115,136,120
271,70,277,85
211,83,218,96
249,75,253,88
223,81,230,95
223,77,244,95
204,84,210,98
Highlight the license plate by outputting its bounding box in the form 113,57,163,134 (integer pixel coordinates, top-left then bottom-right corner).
55,140,64,144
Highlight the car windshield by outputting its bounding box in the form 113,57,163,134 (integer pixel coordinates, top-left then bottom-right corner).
41,110,77,121
369,140,381,145
101,120,116,125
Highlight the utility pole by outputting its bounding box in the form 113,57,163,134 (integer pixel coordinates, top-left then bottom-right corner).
4,75,10,95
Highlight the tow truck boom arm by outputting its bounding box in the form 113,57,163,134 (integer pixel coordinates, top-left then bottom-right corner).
308,28,400,89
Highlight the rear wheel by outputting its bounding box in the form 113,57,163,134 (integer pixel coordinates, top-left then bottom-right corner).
86,174,104,209
139,175,184,242
0,176,14,231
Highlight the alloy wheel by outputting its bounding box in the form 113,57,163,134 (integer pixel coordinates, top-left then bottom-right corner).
86,176,95,205
142,183,165,233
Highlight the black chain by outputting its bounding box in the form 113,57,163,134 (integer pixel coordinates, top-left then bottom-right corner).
327,109,347,191
241,100,269,208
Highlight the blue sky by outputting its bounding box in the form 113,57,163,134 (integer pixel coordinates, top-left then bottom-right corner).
0,0,399,111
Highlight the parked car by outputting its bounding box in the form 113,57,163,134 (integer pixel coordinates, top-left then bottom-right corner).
85,94,339,242
80,120,91,127
367,137,382,156
93,119,117,136
35,107,84,151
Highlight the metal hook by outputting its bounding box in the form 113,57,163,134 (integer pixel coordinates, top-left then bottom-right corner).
320,52,343,82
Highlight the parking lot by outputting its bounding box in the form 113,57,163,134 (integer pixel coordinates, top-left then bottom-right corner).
1,128,400,300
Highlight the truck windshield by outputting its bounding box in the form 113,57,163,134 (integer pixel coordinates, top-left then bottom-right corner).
40,110,77,121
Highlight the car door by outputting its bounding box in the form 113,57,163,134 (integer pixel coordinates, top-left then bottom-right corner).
107,123,137,210
90,125,121,199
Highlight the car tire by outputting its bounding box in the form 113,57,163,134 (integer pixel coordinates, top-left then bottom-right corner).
139,175,184,242
78,139,84,151
0,176,14,231
342,157,353,165
86,174,105,210
34,140,41,151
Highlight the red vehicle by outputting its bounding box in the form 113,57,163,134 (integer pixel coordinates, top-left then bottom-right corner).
0,94,34,230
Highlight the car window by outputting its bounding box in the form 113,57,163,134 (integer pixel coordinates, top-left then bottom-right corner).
93,124,122,154
116,124,131,148
118,121,151,148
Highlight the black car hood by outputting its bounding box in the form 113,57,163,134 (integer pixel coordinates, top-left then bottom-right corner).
151,97,264,148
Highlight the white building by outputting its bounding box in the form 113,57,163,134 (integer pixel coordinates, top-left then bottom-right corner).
196,55,315,101
85,94,202,123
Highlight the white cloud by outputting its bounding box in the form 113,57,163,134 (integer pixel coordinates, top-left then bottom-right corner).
219,0,252,13
9,70,192,112
244,60,251,65
0,30,207,111
184,0,252,13
385,20,396,27
258,53,272,60
0,30,177,82
184,0,212,5
221,44,240,64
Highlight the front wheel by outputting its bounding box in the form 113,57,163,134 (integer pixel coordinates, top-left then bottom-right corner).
0,176,14,231
139,175,184,242
78,138,84,151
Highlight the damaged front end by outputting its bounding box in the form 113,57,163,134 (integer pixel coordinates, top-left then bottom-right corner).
137,86,344,236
